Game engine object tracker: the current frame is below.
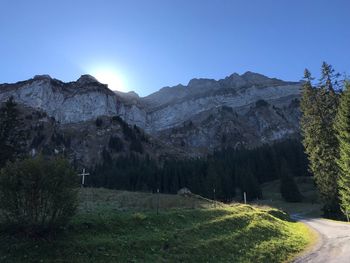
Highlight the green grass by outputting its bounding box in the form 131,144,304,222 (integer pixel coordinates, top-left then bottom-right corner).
0,189,313,263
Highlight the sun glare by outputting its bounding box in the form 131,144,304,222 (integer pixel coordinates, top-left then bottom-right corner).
92,68,126,92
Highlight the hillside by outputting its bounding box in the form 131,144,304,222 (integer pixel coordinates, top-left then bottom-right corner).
0,188,314,263
2,103,185,168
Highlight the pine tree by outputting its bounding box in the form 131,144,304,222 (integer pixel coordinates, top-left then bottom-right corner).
0,97,26,167
334,82,350,217
300,64,341,217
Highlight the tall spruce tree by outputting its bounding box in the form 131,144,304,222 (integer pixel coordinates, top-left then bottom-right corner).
334,82,350,218
0,97,26,168
300,63,340,217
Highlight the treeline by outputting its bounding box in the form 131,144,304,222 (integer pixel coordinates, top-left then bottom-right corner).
89,139,308,202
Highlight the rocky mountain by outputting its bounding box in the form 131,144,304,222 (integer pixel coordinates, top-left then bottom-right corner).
0,103,184,168
0,71,302,159
0,74,146,127
140,72,301,152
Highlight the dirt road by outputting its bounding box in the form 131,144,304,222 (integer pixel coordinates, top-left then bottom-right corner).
293,215,350,263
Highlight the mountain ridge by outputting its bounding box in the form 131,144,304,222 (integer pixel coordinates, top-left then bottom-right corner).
0,71,302,157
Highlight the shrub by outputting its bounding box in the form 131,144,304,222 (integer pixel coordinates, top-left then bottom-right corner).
0,156,78,236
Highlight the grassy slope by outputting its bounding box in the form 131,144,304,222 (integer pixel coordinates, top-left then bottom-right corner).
0,189,313,263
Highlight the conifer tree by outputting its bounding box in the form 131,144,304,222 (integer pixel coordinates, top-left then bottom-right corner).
0,97,26,168
334,82,350,217
300,63,340,217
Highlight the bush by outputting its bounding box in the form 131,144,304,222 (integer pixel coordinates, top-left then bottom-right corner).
0,156,78,236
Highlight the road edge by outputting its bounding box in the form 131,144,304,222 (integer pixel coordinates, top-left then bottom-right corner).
289,219,321,263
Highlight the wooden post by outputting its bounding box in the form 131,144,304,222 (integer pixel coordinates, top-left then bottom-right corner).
213,188,216,208
244,192,247,204
156,188,160,215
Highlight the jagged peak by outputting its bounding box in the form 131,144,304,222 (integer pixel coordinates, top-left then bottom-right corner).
226,72,241,79
77,74,99,85
127,91,139,97
114,90,140,100
239,71,287,86
158,84,186,92
241,71,270,80
222,73,246,86
33,74,52,81
187,78,216,87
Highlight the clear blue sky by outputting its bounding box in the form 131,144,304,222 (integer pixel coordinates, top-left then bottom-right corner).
0,0,349,96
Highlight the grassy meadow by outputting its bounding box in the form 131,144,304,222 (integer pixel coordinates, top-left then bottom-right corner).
0,188,314,263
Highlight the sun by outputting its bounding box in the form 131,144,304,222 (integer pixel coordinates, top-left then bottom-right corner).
91,68,126,92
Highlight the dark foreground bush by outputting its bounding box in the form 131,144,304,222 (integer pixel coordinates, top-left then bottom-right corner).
0,156,78,236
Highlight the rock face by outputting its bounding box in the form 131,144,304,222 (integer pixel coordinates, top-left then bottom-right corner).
157,98,300,153
0,74,146,126
140,71,301,152
142,77,300,132
0,72,302,154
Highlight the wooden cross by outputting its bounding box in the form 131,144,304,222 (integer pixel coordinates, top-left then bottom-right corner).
78,168,90,188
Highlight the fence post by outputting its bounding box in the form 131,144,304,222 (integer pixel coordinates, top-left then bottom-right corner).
156,188,160,215
213,188,216,208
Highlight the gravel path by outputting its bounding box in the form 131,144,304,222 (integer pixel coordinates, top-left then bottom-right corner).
293,215,350,263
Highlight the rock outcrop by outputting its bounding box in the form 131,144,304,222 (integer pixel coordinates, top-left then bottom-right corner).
1,75,149,129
